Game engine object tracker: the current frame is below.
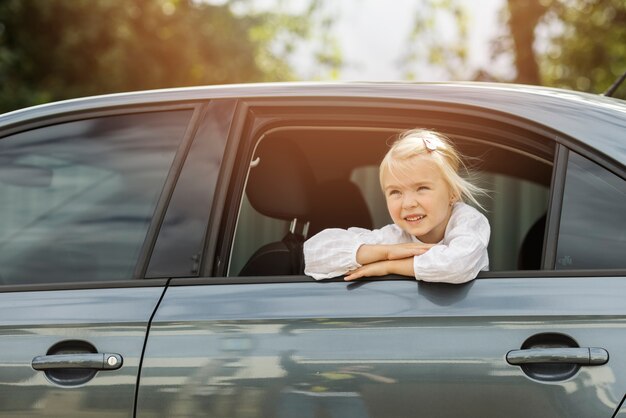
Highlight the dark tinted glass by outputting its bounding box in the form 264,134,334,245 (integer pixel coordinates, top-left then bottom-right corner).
0,110,191,285
146,99,236,277
556,151,626,269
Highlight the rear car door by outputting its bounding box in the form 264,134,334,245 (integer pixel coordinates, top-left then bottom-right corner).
0,105,198,418
137,97,626,418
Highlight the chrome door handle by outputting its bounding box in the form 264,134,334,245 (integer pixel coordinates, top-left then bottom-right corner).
506,347,608,366
32,353,123,371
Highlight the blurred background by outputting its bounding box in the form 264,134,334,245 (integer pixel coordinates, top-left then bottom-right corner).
0,0,624,113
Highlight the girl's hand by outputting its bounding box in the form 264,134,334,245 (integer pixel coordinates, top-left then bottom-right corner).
344,260,391,281
344,258,415,281
386,243,434,260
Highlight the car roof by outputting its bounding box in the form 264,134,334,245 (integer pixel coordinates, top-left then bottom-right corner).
1,82,625,166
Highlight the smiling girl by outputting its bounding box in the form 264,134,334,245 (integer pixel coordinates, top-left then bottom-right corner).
304,129,490,283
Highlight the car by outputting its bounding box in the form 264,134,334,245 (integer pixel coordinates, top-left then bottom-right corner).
0,81,625,418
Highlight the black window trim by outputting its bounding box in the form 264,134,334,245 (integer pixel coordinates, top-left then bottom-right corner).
0,278,171,294
542,144,569,269
167,268,626,287
199,99,246,276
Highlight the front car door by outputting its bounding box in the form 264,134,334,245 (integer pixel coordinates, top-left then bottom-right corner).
137,91,626,418
0,105,198,417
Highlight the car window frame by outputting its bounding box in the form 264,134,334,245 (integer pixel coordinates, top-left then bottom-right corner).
0,102,205,292
201,97,590,282
145,99,239,279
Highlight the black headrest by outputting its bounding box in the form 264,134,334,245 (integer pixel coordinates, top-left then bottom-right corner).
246,140,315,221
308,179,373,237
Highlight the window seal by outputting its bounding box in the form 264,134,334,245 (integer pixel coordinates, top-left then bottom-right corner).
543,144,569,269
167,268,626,287
199,100,245,277
0,278,169,294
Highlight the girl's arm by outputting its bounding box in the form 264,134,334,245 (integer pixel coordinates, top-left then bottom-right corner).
345,206,490,283
411,212,490,284
304,225,414,280
356,243,433,265
344,257,415,281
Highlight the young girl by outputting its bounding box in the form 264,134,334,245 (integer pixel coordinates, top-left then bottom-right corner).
303,129,490,283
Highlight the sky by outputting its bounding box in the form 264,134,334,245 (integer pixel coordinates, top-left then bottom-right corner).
297,0,510,81
214,0,513,82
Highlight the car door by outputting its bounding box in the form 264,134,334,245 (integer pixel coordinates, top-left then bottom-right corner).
136,98,626,418
0,105,199,418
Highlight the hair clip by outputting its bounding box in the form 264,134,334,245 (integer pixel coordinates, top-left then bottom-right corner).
423,136,438,151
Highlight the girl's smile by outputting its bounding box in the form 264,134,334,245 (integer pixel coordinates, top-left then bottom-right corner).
404,214,425,223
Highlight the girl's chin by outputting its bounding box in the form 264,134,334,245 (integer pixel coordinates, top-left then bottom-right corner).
400,224,431,239
400,224,442,243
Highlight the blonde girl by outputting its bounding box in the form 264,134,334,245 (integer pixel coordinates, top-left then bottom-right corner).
304,129,490,283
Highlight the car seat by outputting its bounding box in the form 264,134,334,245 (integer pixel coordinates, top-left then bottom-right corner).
239,140,315,276
307,179,373,237
517,213,546,270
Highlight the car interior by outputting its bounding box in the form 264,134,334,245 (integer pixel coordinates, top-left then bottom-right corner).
228,111,555,277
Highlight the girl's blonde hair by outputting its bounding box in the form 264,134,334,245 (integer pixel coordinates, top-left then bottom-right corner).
379,129,486,209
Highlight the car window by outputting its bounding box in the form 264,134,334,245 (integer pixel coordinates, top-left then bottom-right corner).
556,151,626,269
228,126,552,276
0,110,191,285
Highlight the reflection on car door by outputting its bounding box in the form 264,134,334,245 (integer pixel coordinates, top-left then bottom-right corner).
0,285,165,418
136,277,626,418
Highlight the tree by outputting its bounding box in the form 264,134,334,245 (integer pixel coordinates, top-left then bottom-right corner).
403,0,626,98
0,0,339,113
505,0,546,85
496,0,626,97
538,0,626,97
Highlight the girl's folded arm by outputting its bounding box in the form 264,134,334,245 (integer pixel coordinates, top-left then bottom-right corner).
303,226,400,280
413,214,490,284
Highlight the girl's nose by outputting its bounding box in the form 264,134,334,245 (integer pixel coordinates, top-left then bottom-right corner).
402,193,418,208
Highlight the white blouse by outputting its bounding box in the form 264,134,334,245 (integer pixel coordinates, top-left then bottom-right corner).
303,202,490,283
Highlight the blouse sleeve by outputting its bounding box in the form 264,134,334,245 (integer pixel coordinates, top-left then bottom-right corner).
303,225,404,280
412,207,490,284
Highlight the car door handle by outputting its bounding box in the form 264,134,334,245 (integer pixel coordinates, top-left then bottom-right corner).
32,353,123,371
506,347,608,366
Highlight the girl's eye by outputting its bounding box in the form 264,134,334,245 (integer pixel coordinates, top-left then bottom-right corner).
388,190,401,197
417,186,429,191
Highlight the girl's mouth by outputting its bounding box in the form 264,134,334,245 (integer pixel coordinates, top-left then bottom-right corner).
405,215,425,222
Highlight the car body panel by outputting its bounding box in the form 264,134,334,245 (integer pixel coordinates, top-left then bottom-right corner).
615,401,626,417
0,285,165,418
136,277,626,418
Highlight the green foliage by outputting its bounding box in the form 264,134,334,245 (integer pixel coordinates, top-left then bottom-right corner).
538,0,626,98
403,0,626,98
0,0,333,113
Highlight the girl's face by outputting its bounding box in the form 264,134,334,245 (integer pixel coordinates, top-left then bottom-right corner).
382,156,455,243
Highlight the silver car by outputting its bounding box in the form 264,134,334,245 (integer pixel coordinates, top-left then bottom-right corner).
1,82,625,418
